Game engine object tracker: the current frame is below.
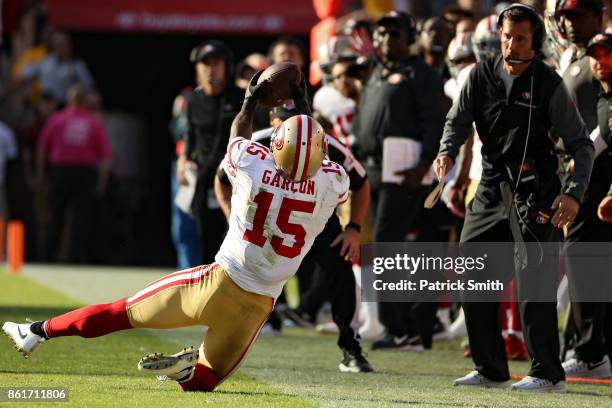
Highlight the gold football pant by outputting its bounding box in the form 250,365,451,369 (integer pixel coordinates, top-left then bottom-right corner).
127,262,274,387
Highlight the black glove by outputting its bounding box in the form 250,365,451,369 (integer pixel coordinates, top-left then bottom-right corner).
243,70,269,112
290,75,311,115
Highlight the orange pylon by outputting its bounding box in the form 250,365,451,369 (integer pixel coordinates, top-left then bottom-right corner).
0,218,5,263
7,220,24,273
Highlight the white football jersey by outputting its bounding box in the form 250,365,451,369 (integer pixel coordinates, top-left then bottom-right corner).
216,137,350,298
313,84,355,145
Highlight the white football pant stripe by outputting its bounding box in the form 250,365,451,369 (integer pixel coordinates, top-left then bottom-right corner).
127,264,214,303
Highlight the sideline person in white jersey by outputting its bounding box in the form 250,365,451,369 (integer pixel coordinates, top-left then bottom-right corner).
2,72,349,392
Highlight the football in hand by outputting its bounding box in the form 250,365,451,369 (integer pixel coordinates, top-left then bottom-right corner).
256,62,301,107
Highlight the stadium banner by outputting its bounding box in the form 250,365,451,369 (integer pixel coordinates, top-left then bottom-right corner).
43,0,320,34
361,242,612,302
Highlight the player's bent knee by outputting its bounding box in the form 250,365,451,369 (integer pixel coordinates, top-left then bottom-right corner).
179,363,218,392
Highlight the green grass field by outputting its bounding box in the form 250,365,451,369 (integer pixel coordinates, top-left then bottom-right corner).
1,267,611,407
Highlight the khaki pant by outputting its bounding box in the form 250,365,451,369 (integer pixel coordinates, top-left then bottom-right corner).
126,263,274,380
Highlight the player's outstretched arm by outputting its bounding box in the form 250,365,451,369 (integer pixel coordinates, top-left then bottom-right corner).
230,70,269,142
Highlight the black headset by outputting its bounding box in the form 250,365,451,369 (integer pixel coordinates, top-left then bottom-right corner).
496,3,545,52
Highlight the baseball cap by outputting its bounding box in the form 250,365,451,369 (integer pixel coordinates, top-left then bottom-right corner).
377,10,415,32
190,40,233,65
556,0,604,16
586,32,612,56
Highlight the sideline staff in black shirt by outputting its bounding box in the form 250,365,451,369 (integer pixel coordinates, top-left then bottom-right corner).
436,4,594,392
177,40,243,263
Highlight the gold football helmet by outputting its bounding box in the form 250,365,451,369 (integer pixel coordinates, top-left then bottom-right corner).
270,114,327,181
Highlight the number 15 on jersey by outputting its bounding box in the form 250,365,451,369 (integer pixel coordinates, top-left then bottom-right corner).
243,191,315,259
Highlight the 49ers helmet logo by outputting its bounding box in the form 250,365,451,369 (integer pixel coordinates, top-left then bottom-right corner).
272,127,285,150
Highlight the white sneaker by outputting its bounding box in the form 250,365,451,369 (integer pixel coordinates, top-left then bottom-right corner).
563,355,612,379
138,346,199,384
453,370,511,388
2,322,46,358
316,321,339,334
510,376,566,393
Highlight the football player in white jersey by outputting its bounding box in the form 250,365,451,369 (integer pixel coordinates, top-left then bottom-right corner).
2,72,349,392
217,105,374,372
314,34,371,147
